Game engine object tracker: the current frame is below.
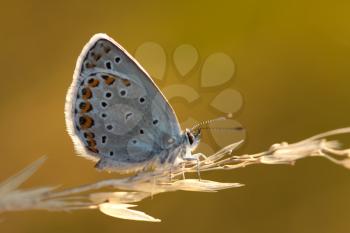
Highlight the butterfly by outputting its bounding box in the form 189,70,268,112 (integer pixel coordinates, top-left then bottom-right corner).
65,34,202,173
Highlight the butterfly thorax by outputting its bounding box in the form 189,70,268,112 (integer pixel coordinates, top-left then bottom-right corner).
155,129,200,169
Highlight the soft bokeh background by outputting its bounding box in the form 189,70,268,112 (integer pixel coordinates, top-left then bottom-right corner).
1,1,350,232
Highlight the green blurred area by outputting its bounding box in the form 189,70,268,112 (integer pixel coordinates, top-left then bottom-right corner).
1,0,350,232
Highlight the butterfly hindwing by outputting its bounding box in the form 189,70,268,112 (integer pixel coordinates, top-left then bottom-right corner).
65,34,182,171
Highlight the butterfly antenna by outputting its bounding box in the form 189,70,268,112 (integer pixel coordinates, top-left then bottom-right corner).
199,126,244,131
192,116,244,132
191,116,226,131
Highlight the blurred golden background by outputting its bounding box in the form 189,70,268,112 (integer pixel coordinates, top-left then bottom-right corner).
1,0,350,232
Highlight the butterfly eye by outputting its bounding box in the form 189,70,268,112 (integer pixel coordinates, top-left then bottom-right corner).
152,119,159,125
187,132,195,145
106,125,113,131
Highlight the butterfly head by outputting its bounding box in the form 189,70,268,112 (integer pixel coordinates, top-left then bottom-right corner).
185,128,201,151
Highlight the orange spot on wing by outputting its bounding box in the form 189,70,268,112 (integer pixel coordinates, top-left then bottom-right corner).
84,131,95,140
122,79,131,87
87,139,96,147
87,146,99,153
82,88,92,99
85,62,96,69
104,46,111,53
79,115,94,129
102,75,115,85
93,53,101,61
79,101,92,113
88,78,100,87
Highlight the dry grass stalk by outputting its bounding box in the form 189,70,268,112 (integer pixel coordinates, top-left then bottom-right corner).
1,127,350,222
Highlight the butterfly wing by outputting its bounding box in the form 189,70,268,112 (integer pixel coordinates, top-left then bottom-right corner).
65,34,182,171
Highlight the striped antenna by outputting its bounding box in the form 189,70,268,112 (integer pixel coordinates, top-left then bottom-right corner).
191,116,244,132
191,116,227,131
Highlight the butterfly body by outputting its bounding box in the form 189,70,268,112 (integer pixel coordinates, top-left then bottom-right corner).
65,34,200,173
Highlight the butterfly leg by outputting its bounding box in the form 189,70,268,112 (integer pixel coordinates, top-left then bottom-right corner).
182,156,201,180
182,162,186,180
193,153,209,163
169,166,173,182
151,176,156,200
196,156,201,181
